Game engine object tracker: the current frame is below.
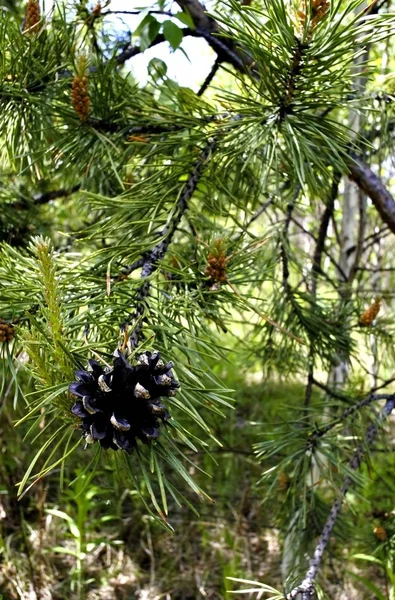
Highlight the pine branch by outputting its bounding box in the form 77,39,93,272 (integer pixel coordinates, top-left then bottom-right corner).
115,28,190,66
136,4,395,238
287,395,395,600
118,257,146,280
362,0,390,16
101,10,174,17
348,158,395,234
235,196,276,242
289,216,347,284
309,392,393,442
13,185,81,210
175,0,257,74
124,139,216,348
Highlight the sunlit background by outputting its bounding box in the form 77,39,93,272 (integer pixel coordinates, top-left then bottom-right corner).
103,0,216,89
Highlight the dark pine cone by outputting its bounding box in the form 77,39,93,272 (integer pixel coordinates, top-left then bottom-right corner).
69,350,179,452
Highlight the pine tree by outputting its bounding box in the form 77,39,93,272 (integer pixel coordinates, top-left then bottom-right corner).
1,0,395,597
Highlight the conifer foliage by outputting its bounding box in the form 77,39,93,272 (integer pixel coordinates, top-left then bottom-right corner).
1,0,395,597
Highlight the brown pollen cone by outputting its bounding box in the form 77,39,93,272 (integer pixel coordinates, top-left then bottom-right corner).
0,321,15,344
359,298,381,327
373,526,387,541
299,0,330,28
205,239,229,284
278,471,290,491
92,3,101,17
24,0,40,33
71,74,90,121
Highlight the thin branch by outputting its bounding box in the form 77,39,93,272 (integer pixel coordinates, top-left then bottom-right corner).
197,57,220,96
311,174,341,293
115,29,195,65
347,224,390,256
305,175,340,410
370,375,395,393
124,139,216,348
289,216,347,284
356,266,395,272
232,195,276,244
312,377,353,403
117,257,146,280
309,392,393,442
244,196,276,231
287,395,395,599
101,10,174,17
362,0,390,16
12,185,81,210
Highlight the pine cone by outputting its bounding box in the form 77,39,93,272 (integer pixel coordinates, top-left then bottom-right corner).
0,320,15,344
23,0,40,33
359,298,381,327
70,350,179,452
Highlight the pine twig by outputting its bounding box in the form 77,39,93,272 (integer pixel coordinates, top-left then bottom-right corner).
124,139,216,348
287,395,395,599
117,257,146,280
13,185,81,210
312,377,353,402
197,57,220,96
311,174,340,291
305,174,340,410
308,392,393,442
115,30,195,65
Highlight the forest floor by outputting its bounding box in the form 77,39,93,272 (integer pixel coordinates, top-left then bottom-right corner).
0,375,390,600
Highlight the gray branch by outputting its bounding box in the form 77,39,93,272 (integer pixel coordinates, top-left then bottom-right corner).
287,395,395,599
125,139,216,348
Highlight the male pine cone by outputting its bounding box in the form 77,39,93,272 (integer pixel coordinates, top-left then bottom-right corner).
24,0,40,33
0,321,14,344
298,0,330,28
359,298,381,327
71,75,90,121
70,350,179,452
205,239,229,284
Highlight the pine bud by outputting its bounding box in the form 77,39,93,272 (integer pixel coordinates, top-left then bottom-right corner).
359,298,381,327
373,526,387,541
23,0,40,33
71,57,90,121
278,471,290,491
205,238,229,285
